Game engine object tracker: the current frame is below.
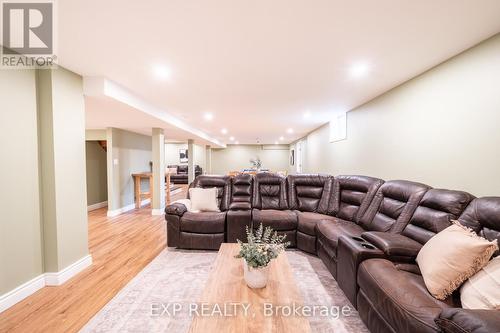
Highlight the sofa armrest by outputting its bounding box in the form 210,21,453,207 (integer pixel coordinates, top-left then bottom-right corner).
436,308,500,333
361,231,422,261
165,202,188,217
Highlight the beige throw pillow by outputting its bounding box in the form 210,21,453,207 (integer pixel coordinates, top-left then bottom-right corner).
189,187,220,212
416,221,498,300
460,256,500,310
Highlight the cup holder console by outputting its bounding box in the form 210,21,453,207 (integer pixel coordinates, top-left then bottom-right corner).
350,236,377,250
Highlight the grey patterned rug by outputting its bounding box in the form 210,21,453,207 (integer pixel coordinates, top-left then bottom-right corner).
81,249,368,333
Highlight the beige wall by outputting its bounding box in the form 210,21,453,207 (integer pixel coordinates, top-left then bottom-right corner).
299,34,500,197
211,145,290,175
165,142,206,171
0,70,43,295
0,67,89,295
107,128,152,211
86,141,108,205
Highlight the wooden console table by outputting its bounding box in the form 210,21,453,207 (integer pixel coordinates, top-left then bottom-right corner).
131,172,171,209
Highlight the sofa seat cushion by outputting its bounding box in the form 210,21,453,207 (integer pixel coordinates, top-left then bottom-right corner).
296,211,336,236
358,259,455,333
316,218,365,251
252,209,297,231
180,212,226,233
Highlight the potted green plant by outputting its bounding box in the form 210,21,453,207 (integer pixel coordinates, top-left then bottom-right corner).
235,224,290,288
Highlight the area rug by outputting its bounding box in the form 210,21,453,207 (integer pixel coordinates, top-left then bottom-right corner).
80,249,368,333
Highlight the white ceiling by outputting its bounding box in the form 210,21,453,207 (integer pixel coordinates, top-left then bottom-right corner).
59,0,500,144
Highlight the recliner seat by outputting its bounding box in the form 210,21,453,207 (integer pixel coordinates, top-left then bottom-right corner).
340,188,474,309
252,173,297,246
316,175,384,277
288,174,334,253
165,175,230,249
356,193,492,333
227,174,253,243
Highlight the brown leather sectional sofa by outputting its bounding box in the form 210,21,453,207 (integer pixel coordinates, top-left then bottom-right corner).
167,164,203,184
164,173,500,333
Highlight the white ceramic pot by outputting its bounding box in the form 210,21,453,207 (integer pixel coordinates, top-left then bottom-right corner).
243,260,270,288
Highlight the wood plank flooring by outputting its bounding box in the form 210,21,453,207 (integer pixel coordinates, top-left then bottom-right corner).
0,186,187,333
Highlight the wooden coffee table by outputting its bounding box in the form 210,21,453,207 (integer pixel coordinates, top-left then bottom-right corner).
189,243,311,333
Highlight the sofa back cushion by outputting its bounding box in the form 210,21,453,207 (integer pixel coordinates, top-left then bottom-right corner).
287,174,333,214
359,180,430,233
177,165,188,174
230,174,253,209
252,173,288,210
403,189,475,244
329,175,384,222
188,175,231,211
458,197,500,257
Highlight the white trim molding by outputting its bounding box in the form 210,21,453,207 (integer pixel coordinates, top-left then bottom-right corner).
107,198,150,217
0,275,46,313
44,255,93,286
0,255,93,313
87,201,108,211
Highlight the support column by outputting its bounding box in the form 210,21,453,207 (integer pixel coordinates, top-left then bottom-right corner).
37,68,91,279
188,139,195,184
151,128,165,215
205,145,212,174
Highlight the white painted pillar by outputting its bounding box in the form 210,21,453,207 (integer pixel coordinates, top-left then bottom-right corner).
205,145,212,174
151,128,165,215
188,139,195,184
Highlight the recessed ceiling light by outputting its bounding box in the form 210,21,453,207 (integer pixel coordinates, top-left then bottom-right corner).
229,136,235,141
203,112,214,121
303,111,311,118
349,62,371,78
221,128,228,134
274,141,278,145
279,136,284,141
152,64,171,81
235,141,239,145
286,128,294,134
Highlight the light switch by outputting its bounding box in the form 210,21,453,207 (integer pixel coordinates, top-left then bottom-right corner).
113,158,119,165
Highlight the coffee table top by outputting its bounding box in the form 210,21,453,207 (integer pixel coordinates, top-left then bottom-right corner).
189,243,311,333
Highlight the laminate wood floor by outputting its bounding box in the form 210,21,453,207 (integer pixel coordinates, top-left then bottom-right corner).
0,186,187,333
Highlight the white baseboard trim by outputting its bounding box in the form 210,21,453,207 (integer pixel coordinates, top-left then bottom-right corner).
151,208,165,216
87,201,108,211
0,275,46,313
0,254,93,313
44,255,93,286
107,198,150,217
